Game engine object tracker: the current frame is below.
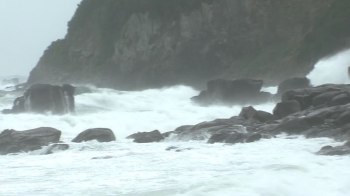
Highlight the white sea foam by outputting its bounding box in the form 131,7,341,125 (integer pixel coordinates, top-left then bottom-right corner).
1,49,350,195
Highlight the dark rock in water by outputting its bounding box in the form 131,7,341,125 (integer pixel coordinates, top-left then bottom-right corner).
2,84,75,115
72,128,116,143
166,146,179,151
191,78,272,106
92,156,115,159
0,127,61,155
317,142,350,156
276,77,311,99
126,130,164,143
207,129,263,144
165,146,192,152
239,106,277,123
176,119,248,141
273,100,301,119
40,143,69,155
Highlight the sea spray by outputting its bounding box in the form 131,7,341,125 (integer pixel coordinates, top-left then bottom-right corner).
307,49,350,85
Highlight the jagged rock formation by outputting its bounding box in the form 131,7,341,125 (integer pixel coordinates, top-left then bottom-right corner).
28,0,350,90
157,84,350,152
2,84,75,115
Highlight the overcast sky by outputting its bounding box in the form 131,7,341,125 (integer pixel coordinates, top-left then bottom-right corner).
0,0,81,77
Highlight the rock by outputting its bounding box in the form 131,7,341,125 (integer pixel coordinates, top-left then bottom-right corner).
0,127,61,155
337,111,350,126
330,93,350,106
72,128,116,143
92,156,115,159
239,106,257,120
126,130,164,143
317,142,350,156
191,78,271,106
2,84,75,115
165,146,193,152
281,84,350,109
40,143,69,155
274,118,310,134
276,77,311,99
312,91,342,107
239,106,277,122
207,129,263,144
273,100,301,118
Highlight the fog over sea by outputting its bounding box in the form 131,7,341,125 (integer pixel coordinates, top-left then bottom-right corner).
1,49,350,196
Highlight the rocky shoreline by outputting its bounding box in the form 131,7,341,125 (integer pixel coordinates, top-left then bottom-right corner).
1,77,350,156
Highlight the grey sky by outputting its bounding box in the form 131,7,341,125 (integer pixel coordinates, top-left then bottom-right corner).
0,0,81,77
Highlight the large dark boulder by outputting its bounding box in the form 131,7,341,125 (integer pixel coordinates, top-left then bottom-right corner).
0,127,61,155
239,106,277,123
273,100,301,119
276,77,311,99
2,84,75,115
191,78,272,106
72,128,116,143
126,130,164,143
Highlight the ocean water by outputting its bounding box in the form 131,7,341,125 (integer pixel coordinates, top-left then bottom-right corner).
1,49,350,195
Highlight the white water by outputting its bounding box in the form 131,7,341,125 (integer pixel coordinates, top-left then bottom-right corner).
307,49,350,85
1,50,350,196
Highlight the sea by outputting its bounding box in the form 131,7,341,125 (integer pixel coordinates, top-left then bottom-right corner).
1,49,350,196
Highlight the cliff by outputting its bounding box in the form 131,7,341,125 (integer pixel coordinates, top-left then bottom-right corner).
28,0,350,90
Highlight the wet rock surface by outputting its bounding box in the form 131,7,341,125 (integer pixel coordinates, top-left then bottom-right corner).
0,127,61,155
126,130,164,143
72,128,116,143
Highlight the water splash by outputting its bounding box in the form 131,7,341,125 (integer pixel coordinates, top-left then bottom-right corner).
307,49,350,86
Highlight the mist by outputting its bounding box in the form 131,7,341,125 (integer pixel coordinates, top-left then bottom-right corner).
0,0,81,77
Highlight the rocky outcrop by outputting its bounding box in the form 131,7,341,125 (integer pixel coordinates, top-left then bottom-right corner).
2,84,75,115
191,79,271,105
163,84,350,152
126,130,164,143
27,0,350,90
72,128,116,143
0,127,61,155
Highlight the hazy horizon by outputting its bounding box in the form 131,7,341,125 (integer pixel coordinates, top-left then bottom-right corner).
0,0,81,77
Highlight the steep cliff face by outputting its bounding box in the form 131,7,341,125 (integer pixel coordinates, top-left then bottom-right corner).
28,0,350,90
